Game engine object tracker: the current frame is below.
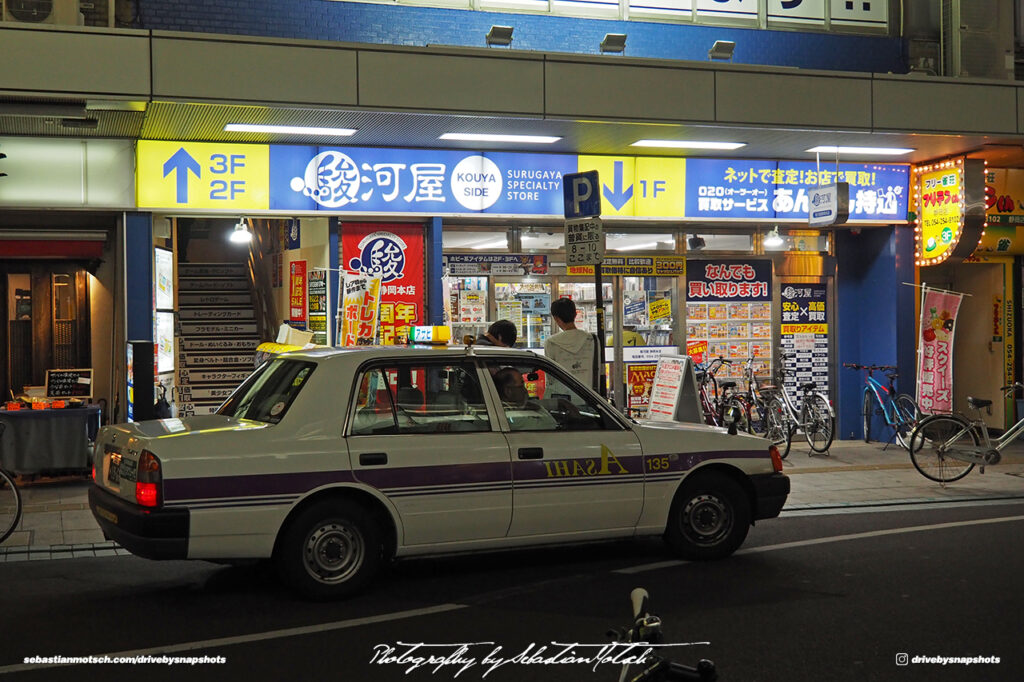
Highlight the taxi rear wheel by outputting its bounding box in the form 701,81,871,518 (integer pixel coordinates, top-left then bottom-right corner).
277,499,382,599
665,473,750,560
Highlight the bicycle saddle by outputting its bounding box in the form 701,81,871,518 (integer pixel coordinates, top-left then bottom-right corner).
967,396,992,410
719,381,736,390
800,382,817,392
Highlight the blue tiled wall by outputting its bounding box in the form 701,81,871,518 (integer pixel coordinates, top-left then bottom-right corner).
137,1,906,73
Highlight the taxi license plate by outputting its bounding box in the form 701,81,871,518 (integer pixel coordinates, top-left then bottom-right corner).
108,453,121,484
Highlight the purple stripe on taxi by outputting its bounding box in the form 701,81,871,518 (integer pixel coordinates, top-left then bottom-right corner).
164,469,357,501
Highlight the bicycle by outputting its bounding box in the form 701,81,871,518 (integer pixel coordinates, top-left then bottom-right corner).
729,356,771,437
759,350,835,458
843,363,922,450
609,588,716,682
0,423,24,544
696,358,744,434
907,383,1022,484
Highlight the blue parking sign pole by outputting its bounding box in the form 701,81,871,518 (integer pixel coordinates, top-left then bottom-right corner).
563,171,607,399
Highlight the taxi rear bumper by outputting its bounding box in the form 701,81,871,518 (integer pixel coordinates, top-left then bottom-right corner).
750,472,790,520
88,485,189,560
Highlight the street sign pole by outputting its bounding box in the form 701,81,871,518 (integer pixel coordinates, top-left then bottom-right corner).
563,170,607,400
594,262,607,399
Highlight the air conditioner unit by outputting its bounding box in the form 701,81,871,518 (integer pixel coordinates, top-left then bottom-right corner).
2,0,84,26
941,0,1014,80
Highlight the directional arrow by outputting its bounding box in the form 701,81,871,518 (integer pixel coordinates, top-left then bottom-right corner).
163,147,201,204
603,160,633,211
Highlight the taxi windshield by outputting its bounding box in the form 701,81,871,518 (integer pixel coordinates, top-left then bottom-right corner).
217,359,316,424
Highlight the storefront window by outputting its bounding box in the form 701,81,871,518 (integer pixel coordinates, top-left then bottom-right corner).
686,234,752,252
441,230,508,251
606,232,674,252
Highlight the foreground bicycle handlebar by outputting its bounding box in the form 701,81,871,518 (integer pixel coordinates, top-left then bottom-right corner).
609,589,717,682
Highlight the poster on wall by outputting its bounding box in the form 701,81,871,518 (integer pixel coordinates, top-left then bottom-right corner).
289,260,307,329
626,363,658,417
917,287,963,414
155,248,173,310
342,223,424,345
779,284,829,408
686,260,772,379
307,268,328,346
341,273,381,346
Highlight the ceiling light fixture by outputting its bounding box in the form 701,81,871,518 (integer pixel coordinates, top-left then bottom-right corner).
708,40,736,62
486,25,514,47
631,140,746,150
600,33,627,54
805,145,915,156
614,241,660,251
223,123,358,136
763,228,784,248
471,239,509,250
229,218,252,244
439,133,561,144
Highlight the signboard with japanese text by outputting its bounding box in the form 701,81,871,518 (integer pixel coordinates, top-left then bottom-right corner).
342,223,424,345
697,0,757,20
137,141,907,224
307,268,328,345
565,217,605,266
686,260,772,302
626,363,658,417
808,182,849,227
647,354,702,423
568,255,686,277
443,254,548,276
341,274,381,346
685,159,907,223
779,283,830,407
687,260,773,380
916,288,963,414
919,167,962,264
289,260,307,327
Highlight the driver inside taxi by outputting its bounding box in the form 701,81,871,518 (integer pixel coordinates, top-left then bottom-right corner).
492,367,559,430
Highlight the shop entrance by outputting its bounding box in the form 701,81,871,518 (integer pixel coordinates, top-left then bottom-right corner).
0,262,91,400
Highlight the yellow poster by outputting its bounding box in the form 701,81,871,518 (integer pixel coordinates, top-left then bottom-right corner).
341,274,382,346
918,167,961,263
649,298,672,321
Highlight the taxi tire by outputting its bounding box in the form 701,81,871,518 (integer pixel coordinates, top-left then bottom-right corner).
277,499,382,600
665,473,751,561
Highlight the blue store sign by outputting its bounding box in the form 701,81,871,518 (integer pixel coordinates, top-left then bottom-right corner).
684,159,908,223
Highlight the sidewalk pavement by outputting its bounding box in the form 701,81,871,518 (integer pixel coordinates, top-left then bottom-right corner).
3,438,1024,562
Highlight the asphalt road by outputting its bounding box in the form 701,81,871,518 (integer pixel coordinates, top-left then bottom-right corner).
2,500,1022,682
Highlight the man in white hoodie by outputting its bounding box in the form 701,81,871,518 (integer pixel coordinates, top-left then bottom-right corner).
544,297,598,391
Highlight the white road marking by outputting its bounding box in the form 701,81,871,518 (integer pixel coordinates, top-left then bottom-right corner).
614,514,1024,574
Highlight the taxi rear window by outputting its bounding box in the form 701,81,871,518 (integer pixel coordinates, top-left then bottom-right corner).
217,359,316,424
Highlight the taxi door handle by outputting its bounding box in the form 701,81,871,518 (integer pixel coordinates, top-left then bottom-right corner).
518,447,543,460
359,452,388,466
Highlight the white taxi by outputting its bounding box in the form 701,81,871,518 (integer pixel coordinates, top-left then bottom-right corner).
89,345,789,599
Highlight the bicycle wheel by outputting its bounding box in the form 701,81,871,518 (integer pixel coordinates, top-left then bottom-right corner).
908,415,976,483
0,469,22,545
764,396,792,459
862,390,874,444
893,394,923,450
803,393,835,453
724,396,750,433
747,396,768,436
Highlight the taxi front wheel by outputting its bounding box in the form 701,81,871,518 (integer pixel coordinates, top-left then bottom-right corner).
665,473,751,560
277,499,382,600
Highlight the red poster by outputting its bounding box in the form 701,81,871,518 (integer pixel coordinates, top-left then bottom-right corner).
342,223,424,345
916,288,963,413
626,364,658,414
289,260,307,325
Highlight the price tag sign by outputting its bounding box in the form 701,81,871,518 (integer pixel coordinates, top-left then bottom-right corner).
564,217,605,266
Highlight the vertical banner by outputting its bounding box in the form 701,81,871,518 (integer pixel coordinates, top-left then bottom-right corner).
307,268,328,346
289,260,307,328
341,274,382,346
342,223,424,345
916,287,964,413
779,283,829,408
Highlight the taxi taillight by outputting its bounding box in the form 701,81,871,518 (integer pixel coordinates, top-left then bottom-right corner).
769,445,784,472
136,450,162,508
